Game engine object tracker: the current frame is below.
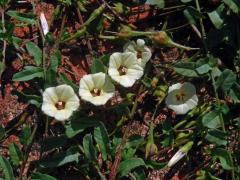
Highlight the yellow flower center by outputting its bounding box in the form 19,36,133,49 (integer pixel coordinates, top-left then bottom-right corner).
175,92,186,101
91,88,102,97
118,66,127,76
55,101,66,110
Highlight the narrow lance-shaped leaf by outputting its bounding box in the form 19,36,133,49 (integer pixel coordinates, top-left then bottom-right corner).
26,42,43,66
6,10,36,24
0,155,14,180
31,172,57,180
94,122,110,161
117,158,145,178
9,143,23,166
83,134,97,162
12,66,44,81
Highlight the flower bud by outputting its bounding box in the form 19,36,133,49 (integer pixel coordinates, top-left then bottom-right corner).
152,31,171,46
117,25,134,39
145,143,158,158
151,77,159,88
167,141,193,167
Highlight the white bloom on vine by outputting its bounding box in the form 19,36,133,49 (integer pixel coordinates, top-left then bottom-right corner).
165,82,198,115
79,72,115,106
42,85,80,121
108,52,144,88
167,150,186,167
124,39,152,67
39,12,49,35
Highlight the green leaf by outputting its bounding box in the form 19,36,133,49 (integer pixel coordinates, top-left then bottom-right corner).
223,0,240,14
9,143,23,166
181,0,192,2
122,148,136,160
42,135,68,152
0,126,6,141
208,10,224,29
174,62,199,77
45,69,57,88
65,112,100,138
145,0,165,9
83,134,97,161
205,129,227,146
215,69,236,92
59,73,79,92
125,135,144,149
212,148,234,170
94,122,110,161
146,160,166,169
49,50,61,72
91,58,106,73
26,42,42,66
39,147,81,168
31,172,57,180
184,6,204,25
12,66,44,81
6,10,36,24
202,110,221,129
0,155,14,180
196,170,221,180
133,167,146,180
117,158,145,178
19,125,32,145
13,91,42,107
0,61,5,78
195,64,212,75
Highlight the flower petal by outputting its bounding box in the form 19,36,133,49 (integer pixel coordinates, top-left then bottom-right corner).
54,109,73,121
90,94,113,106
56,84,76,101
119,75,136,87
109,52,122,69
168,83,183,93
103,75,115,93
92,72,106,89
79,89,93,100
42,87,58,104
80,74,95,90
127,66,144,80
41,103,58,117
122,52,138,67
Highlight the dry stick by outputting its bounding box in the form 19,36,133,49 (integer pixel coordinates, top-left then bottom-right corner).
0,8,6,70
109,85,144,180
76,7,92,70
55,8,67,49
99,0,126,24
19,124,38,180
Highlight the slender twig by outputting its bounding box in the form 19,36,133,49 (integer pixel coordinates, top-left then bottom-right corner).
55,8,67,48
99,0,126,24
19,124,38,180
1,7,6,67
195,0,208,54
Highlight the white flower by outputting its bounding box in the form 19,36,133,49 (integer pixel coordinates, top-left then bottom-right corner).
79,72,115,106
165,82,198,115
42,85,80,121
124,39,152,67
167,150,186,167
108,52,144,88
39,13,49,35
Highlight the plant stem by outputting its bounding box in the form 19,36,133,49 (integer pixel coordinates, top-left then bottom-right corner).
0,7,6,72
19,124,38,180
210,72,226,132
195,0,208,54
168,40,200,51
